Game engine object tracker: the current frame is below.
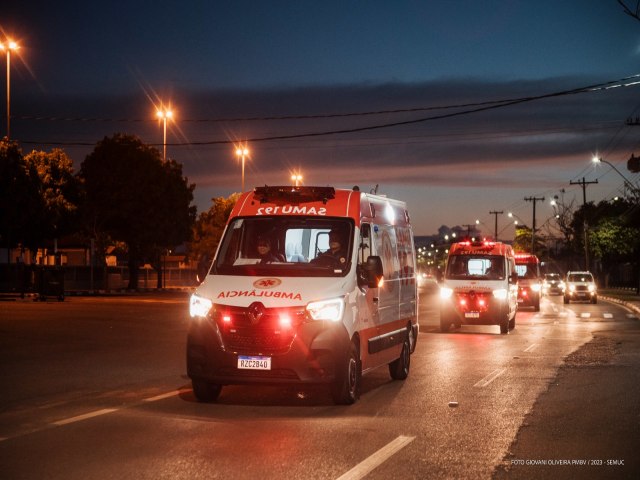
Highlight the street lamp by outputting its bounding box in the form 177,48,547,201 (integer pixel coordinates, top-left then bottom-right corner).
592,156,640,198
235,145,249,192
156,107,173,162
291,172,303,186
1,39,19,139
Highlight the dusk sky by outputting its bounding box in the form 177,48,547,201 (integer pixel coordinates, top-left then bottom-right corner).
3,1,640,236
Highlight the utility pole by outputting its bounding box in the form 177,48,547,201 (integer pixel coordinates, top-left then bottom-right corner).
459,224,475,240
524,197,545,255
489,210,503,241
569,177,598,271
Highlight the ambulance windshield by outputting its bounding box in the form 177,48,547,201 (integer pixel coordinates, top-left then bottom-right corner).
445,255,505,280
212,217,353,277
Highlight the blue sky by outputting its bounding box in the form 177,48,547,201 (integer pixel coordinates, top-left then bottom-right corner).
3,1,640,235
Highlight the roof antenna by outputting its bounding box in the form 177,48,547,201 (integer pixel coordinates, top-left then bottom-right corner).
370,184,379,194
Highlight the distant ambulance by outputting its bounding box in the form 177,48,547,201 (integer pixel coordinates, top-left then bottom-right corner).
440,240,518,334
187,186,418,404
514,253,542,311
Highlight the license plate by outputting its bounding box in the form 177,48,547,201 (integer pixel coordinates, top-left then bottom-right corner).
465,312,480,318
237,355,271,370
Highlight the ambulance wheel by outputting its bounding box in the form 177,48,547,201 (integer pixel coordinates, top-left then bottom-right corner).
192,379,222,402
509,313,516,330
440,314,452,333
331,341,360,405
591,296,597,304
563,296,570,304
499,316,509,335
534,300,540,312
389,330,411,380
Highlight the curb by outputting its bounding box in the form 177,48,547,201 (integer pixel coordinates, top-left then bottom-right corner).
600,295,640,315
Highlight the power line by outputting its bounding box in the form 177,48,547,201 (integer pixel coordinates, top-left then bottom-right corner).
17,73,640,147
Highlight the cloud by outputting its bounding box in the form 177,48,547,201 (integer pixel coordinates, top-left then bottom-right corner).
12,75,640,232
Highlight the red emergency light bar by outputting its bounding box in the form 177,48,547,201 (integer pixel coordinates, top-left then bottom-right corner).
514,253,539,261
458,240,496,247
254,186,336,204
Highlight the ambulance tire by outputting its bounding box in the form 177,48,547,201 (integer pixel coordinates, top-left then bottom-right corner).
440,314,452,333
499,315,509,335
534,300,540,312
192,379,222,402
331,341,361,405
509,312,516,330
389,331,411,380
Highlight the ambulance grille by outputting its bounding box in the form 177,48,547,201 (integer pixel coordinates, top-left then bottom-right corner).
213,303,307,355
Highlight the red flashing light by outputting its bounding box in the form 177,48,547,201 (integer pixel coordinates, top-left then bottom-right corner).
222,315,231,323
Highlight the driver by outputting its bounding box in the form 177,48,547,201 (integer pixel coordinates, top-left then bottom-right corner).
314,228,348,266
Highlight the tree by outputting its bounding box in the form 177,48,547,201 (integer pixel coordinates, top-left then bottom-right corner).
24,148,80,252
0,138,46,259
79,134,196,289
188,193,239,278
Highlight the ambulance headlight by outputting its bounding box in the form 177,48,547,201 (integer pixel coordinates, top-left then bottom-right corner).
440,287,453,300
493,288,508,300
190,294,213,318
588,284,596,293
306,297,345,322
531,284,542,292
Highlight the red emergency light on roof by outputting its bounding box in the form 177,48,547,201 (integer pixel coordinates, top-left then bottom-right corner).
515,253,539,263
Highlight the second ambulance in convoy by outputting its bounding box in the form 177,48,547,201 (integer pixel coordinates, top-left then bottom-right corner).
514,253,542,311
187,185,418,404
440,240,518,334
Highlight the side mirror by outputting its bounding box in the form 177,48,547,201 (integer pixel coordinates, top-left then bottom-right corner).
510,272,518,284
365,256,384,288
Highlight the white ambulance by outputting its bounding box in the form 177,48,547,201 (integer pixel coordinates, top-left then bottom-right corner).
188,186,418,404
439,240,518,334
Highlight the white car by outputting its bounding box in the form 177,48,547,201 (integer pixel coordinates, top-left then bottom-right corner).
564,271,597,304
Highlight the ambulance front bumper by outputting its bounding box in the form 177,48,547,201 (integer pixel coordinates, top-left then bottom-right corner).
187,314,351,386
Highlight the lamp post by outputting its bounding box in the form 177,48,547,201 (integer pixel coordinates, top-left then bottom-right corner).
235,145,249,192
156,107,173,162
592,156,640,198
291,173,303,186
1,40,19,139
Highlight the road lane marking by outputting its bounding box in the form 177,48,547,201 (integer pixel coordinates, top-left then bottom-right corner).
336,435,415,480
524,344,538,352
580,313,591,318
52,408,118,426
474,368,506,388
603,313,613,319
143,389,187,402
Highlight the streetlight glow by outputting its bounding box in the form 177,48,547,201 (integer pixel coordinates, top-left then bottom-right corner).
291,173,303,186
1,39,19,139
156,107,173,162
235,145,249,192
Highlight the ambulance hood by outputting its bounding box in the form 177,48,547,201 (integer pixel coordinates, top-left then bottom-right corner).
195,275,350,308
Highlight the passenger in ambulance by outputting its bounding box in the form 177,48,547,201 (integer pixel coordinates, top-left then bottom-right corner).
256,237,285,263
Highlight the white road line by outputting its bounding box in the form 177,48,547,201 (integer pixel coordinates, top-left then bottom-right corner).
474,368,506,388
524,344,538,353
336,435,415,480
603,313,613,319
580,313,591,318
52,408,118,426
143,389,186,402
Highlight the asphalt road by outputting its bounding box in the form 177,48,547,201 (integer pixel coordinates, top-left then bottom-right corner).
0,288,638,479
